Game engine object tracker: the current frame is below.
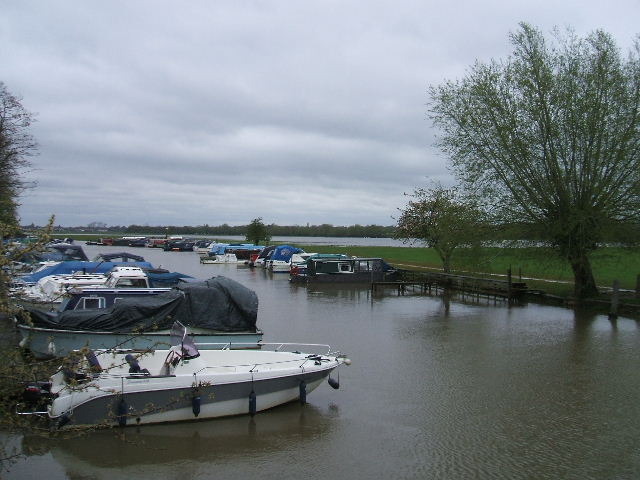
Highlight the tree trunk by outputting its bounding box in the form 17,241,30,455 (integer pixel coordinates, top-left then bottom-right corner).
442,254,452,273
568,252,598,299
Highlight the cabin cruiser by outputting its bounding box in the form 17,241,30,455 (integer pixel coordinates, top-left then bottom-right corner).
12,266,153,305
290,257,397,283
15,276,264,359
192,240,213,254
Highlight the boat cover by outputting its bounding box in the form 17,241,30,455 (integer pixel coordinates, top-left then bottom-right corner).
18,276,259,333
93,252,146,263
147,271,193,287
270,245,304,262
18,244,90,263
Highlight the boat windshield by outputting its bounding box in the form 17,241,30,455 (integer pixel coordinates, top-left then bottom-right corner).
169,321,199,358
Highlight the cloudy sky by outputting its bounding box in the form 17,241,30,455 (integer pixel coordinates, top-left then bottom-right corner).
3,1,638,227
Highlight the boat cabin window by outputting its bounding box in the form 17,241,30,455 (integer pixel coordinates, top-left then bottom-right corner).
115,278,148,288
339,262,353,272
76,297,106,309
357,261,372,271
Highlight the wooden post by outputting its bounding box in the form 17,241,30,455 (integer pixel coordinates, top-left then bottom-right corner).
636,274,640,298
609,279,620,320
507,267,512,301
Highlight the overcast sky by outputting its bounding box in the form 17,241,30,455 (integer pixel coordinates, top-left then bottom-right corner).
3,1,638,227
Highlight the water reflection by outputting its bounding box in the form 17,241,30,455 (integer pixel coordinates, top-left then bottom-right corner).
20,403,336,477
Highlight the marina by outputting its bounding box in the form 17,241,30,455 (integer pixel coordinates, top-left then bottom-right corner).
3,242,640,479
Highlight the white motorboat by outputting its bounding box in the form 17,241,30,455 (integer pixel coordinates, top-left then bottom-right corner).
192,240,213,254
200,253,240,264
13,266,151,304
18,322,350,429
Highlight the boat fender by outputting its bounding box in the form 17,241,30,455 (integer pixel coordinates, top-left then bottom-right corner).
18,336,29,349
116,397,127,427
249,390,257,416
47,341,56,356
299,381,307,404
57,413,71,429
328,377,340,390
192,394,201,417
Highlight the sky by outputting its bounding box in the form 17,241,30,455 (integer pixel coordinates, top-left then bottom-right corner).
2,1,639,227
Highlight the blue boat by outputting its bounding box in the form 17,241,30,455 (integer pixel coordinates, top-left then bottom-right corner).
268,245,305,272
15,251,191,287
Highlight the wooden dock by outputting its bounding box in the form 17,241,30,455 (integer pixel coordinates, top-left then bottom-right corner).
372,269,528,300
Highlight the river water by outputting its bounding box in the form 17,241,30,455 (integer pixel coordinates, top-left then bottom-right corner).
3,244,639,479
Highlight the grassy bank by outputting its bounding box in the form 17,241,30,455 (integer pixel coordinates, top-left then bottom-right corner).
303,244,640,297
62,233,639,298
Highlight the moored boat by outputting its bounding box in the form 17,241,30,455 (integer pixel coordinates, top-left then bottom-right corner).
15,276,263,358
17,322,350,429
268,245,305,273
193,240,213,254
251,245,276,268
290,257,397,283
12,266,153,305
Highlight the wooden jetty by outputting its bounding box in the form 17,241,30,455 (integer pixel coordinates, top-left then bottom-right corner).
372,269,528,300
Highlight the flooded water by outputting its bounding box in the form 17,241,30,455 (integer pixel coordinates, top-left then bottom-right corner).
4,245,640,479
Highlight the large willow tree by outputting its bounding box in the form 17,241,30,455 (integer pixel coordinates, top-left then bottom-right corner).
430,23,640,298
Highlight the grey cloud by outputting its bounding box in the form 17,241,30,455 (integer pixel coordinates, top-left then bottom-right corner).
3,0,638,226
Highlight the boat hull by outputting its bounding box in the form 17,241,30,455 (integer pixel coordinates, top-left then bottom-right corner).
17,324,263,359
50,370,330,427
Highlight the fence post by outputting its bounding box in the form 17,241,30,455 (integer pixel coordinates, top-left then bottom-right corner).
609,279,620,320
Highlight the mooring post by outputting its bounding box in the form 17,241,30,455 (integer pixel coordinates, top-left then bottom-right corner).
609,279,620,320
507,267,512,301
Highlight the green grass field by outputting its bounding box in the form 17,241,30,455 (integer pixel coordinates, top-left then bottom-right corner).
65,234,640,298
304,244,640,295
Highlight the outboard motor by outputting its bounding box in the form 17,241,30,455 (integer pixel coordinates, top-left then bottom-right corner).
22,381,53,409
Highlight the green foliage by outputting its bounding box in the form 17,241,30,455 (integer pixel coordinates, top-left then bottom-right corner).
429,23,640,297
395,184,489,272
0,82,38,226
31,223,397,239
245,217,271,245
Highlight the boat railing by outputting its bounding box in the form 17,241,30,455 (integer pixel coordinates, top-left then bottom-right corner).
193,342,343,374
195,341,335,355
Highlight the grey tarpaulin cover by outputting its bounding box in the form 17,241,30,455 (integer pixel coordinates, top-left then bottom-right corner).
19,277,259,333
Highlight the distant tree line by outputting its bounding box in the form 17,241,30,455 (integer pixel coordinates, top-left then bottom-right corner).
35,223,396,238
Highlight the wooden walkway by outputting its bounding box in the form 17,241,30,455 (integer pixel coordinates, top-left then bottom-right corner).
372,270,528,300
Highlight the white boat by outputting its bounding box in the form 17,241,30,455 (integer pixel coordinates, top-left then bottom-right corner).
192,240,213,254
251,245,276,268
13,266,151,304
268,245,305,273
18,322,350,429
289,252,317,272
200,253,240,264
